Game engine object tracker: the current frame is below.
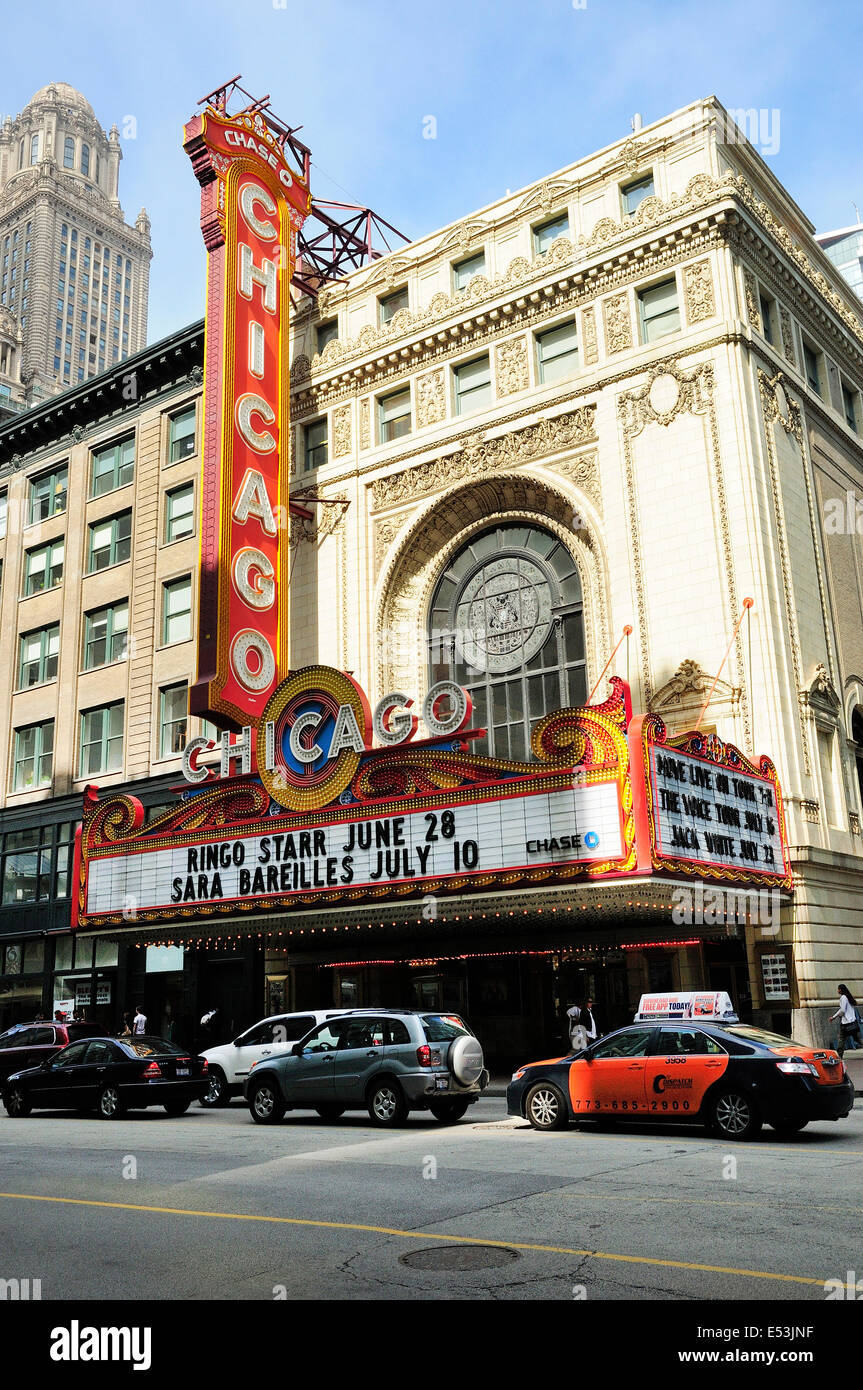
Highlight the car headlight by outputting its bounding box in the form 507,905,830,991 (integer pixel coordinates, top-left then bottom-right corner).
511,1068,526,1081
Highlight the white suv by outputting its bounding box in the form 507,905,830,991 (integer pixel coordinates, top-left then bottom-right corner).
200,1010,345,1106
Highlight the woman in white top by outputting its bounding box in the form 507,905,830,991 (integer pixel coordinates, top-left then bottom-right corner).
830,985,862,1056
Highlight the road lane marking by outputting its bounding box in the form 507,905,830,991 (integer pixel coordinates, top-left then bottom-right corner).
0,1191,826,1287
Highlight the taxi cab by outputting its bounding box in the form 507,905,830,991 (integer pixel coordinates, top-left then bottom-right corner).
507,993,854,1140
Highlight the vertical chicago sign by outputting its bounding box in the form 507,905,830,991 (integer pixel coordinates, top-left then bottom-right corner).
183,104,311,728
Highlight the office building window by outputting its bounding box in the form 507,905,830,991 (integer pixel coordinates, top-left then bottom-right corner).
30,135,39,164
63,136,75,169
1,821,76,904
760,293,774,345
18,625,60,689
803,342,821,395
842,383,858,432
638,278,681,343
159,684,188,757
0,491,6,539
533,214,569,256
29,464,68,524
162,576,192,645
79,703,124,777
87,510,132,572
379,287,409,325
304,418,328,471
316,320,338,353
13,721,55,792
165,484,195,542
453,252,485,291
536,320,579,384
378,388,411,443
83,602,129,669
81,144,90,176
91,436,134,495
169,406,196,462
23,539,64,596
621,175,654,216
454,354,492,414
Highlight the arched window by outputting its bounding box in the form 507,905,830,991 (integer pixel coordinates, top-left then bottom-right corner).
30,134,39,164
81,144,90,176
852,709,863,811
428,523,587,760
63,136,75,169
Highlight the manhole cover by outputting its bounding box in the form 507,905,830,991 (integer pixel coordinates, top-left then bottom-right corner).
400,1244,520,1272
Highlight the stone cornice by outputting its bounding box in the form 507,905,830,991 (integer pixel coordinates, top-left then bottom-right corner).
291,171,863,399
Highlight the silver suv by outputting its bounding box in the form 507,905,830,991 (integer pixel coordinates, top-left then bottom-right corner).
243,1009,488,1127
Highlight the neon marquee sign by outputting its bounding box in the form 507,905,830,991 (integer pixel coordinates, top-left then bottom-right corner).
183,104,310,728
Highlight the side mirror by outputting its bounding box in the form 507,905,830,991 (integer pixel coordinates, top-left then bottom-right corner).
232,1037,243,1047
291,1042,305,1056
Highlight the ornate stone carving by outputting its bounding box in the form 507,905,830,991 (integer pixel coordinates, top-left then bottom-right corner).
553,452,602,513
363,254,412,292
415,369,446,427
618,358,713,435
516,179,576,215
436,219,489,255
800,662,841,717
650,659,739,719
603,293,632,353
373,513,411,572
742,267,762,331
683,259,715,323
581,306,598,365
801,800,821,824
332,403,352,458
779,305,797,367
371,406,597,511
758,369,803,443
850,812,860,836
495,336,529,395
359,398,370,450
288,489,348,547
291,354,311,385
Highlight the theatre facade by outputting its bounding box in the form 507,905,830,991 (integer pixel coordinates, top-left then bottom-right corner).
1,97,863,1062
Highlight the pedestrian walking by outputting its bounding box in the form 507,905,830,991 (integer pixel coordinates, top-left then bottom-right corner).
566,1001,589,1052
118,1011,132,1038
132,1004,147,1035
830,985,862,1056
582,997,600,1043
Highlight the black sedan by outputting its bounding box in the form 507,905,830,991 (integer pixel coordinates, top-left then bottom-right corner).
507,1022,854,1140
2,1036,209,1119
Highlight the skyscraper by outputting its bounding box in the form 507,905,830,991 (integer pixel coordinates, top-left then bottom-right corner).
0,82,152,404
815,222,863,300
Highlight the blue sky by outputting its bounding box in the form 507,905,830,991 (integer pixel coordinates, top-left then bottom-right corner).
3,0,861,342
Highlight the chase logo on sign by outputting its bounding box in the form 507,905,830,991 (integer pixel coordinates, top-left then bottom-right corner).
584,831,600,849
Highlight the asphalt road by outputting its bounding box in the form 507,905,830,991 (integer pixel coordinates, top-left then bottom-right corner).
1,1095,861,1301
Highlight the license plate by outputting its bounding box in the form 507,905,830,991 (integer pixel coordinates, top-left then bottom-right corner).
435,1076,448,1090
176,1068,189,1076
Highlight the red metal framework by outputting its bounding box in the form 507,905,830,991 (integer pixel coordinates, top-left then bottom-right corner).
197,77,409,297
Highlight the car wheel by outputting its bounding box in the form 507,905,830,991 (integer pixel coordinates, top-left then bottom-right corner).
4,1085,31,1118
769,1118,808,1134
249,1079,285,1125
315,1104,346,1120
163,1100,190,1117
710,1090,761,1141
428,1097,471,1124
368,1079,408,1127
525,1082,568,1131
199,1068,230,1108
98,1085,126,1120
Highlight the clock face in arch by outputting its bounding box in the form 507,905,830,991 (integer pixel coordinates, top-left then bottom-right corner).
454,554,554,674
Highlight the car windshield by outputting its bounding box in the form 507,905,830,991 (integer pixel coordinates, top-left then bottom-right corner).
0,1028,23,1044
726,1025,807,1050
422,1014,470,1042
118,1037,188,1058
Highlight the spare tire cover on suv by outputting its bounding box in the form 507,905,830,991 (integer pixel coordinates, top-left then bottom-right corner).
448,1034,484,1086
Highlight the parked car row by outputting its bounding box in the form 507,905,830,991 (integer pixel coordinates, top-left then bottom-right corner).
1,992,853,1139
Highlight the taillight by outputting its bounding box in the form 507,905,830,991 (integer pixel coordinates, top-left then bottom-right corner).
416,1045,432,1068
141,1061,162,1078
201,1059,208,1073
775,1060,817,1076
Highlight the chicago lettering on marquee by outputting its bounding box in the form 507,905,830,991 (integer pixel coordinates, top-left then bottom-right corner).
183,104,311,728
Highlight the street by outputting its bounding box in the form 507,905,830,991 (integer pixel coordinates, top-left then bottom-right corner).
2,1096,861,1301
